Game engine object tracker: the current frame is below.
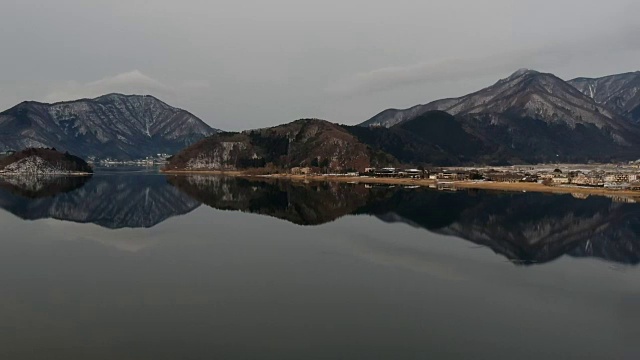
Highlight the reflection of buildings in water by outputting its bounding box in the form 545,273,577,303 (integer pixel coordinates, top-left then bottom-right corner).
606,195,637,204
364,184,397,189
571,193,590,199
437,182,458,191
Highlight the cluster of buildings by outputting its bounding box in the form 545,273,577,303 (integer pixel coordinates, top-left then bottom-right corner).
87,154,172,166
363,168,424,178
510,168,640,189
294,165,640,191
290,166,425,178
428,167,640,189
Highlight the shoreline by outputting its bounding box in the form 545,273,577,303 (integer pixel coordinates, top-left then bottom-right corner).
162,170,246,176
161,170,640,198
0,172,93,176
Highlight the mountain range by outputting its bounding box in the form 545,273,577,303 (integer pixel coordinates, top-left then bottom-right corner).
0,94,218,160
3,69,640,166
165,69,640,168
354,69,640,165
362,69,640,128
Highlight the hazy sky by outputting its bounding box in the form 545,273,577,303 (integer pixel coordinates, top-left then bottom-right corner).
1,0,639,130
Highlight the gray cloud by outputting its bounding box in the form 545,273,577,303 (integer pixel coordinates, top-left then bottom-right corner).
1,0,639,129
327,27,640,97
44,70,172,103
326,53,533,96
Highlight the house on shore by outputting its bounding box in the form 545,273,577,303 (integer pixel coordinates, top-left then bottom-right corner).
364,168,424,178
484,172,522,183
572,174,603,187
291,167,313,175
604,174,630,183
552,176,570,185
437,171,467,181
400,169,424,179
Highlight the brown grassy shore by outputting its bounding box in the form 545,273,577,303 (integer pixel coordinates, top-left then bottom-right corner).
161,170,640,198
162,169,246,176
162,169,435,186
453,181,640,198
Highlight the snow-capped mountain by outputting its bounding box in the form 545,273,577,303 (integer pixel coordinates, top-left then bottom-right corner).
0,94,219,160
361,69,628,130
569,71,640,124
354,69,640,163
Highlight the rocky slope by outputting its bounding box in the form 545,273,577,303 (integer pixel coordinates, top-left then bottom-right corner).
0,148,92,174
166,119,396,172
569,72,640,124
0,94,218,160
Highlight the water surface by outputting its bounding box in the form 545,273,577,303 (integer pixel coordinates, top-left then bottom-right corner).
0,171,638,359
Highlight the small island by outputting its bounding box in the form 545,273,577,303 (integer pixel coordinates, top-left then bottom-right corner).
0,148,93,175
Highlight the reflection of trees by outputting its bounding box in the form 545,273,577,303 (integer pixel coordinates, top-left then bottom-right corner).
169,176,640,266
166,175,378,226
0,175,91,198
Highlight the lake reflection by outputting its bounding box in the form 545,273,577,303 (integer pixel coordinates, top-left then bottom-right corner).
0,172,639,359
0,172,199,229
168,175,640,266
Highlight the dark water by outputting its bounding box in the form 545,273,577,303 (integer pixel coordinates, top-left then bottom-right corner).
0,171,639,359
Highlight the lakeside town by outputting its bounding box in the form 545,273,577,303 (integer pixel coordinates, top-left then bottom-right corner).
290,162,640,190
279,162,640,203
86,154,171,167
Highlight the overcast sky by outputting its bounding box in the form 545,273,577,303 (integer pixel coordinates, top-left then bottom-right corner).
1,0,639,130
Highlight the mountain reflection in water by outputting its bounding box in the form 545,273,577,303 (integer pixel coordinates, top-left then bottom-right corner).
1,172,639,266
0,172,200,229
167,175,640,266
0,174,91,198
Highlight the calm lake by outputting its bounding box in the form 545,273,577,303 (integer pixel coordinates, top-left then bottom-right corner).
0,169,638,359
